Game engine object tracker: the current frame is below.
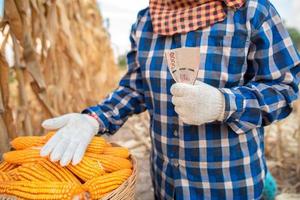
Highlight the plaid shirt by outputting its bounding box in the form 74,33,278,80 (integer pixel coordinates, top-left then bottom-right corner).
83,0,300,199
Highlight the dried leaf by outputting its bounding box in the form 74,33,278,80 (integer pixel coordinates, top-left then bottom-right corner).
4,0,23,41
0,51,17,139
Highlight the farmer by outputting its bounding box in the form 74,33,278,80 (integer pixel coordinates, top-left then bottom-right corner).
40,0,300,199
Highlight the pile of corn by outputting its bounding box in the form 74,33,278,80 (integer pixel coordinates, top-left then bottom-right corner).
0,132,133,200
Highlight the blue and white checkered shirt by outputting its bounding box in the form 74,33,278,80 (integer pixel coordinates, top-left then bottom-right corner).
83,0,300,199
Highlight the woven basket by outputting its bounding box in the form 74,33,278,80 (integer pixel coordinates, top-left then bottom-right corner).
0,155,138,200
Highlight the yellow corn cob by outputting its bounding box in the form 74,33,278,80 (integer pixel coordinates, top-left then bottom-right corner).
67,157,105,182
0,161,18,172
10,132,55,150
0,181,85,200
3,148,43,164
31,163,62,181
102,147,130,158
85,154,132,172
4,158,80,184
85,136,108,154
38,160,81,185
83,169,132,199
11,163,58,182
10,136,44,150
6,167,20,181
14,168,43,182
0,171,12,182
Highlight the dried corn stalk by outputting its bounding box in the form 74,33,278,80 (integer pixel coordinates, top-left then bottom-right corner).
0,0,119,155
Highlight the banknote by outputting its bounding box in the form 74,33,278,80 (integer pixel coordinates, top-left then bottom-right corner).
165,47,200,85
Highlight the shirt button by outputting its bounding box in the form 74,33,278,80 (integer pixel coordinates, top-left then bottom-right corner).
173,160,179,167
173,130,178,137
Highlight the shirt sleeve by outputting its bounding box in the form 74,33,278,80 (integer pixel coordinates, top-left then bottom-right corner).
82,18,147,135
219,4,300,134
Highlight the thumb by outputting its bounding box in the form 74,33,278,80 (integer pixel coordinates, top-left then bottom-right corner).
42,114,73,130
194,80,215,90
170,83,194,97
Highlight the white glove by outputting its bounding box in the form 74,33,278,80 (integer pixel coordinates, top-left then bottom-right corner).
170,81,225,125
40,113,99,166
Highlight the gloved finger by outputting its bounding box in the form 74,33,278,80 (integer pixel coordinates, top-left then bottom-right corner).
194,80,214,91
49,137,69,162
194,80,201,85
170,83,194,97
72,141,89,166
60,140,79,166
40,131,63,157
171,96,186,107
42,114,73,130
174,106,186,117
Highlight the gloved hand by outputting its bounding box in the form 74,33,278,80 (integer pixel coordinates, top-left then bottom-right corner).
170,81,225,125
40,113,99,166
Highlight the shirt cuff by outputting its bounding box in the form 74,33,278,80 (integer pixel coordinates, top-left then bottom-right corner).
218,88,245,123
81,107,108,135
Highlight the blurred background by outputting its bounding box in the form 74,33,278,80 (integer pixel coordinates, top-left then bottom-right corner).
0,0,299,199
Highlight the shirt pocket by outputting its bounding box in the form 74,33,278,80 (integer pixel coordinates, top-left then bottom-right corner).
198,33,250,88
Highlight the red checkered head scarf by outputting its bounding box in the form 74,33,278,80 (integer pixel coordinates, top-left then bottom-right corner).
149,0,246,36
